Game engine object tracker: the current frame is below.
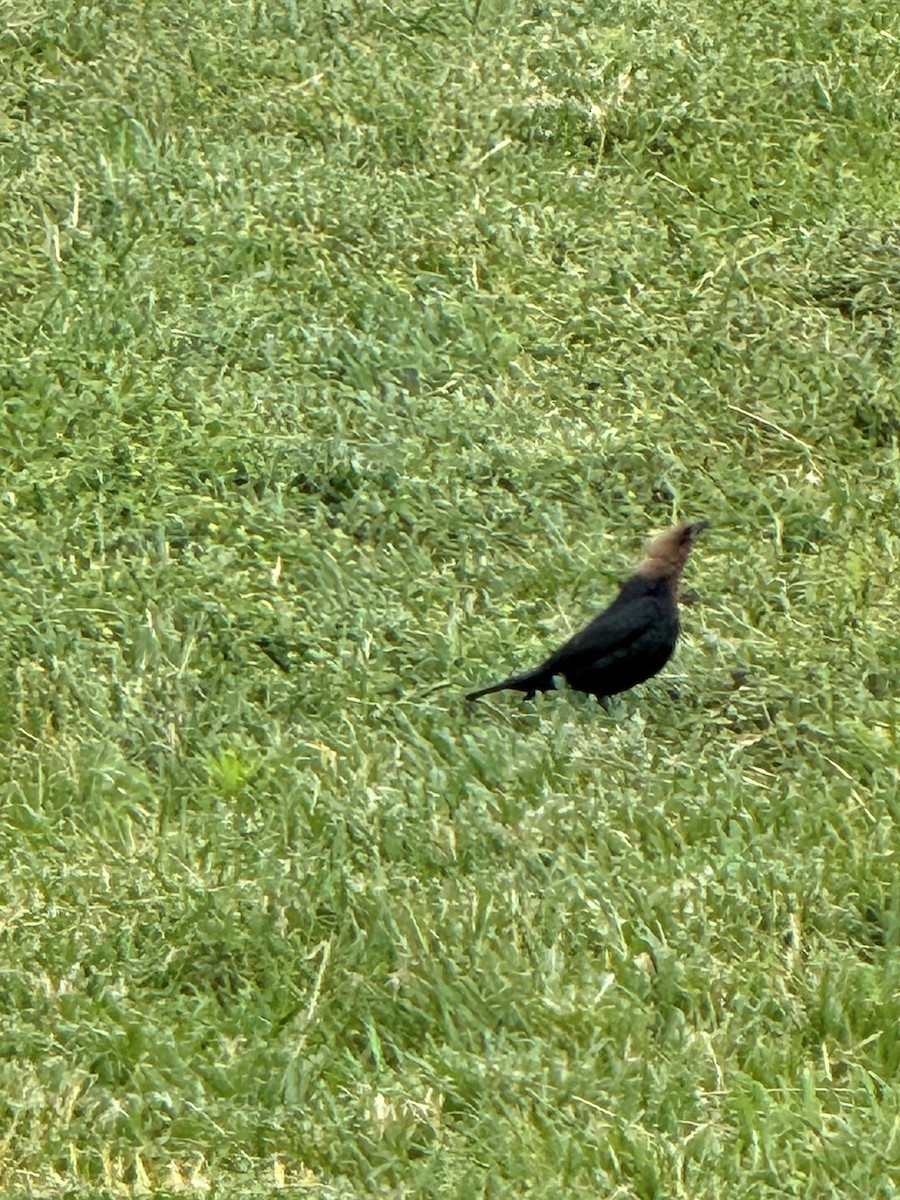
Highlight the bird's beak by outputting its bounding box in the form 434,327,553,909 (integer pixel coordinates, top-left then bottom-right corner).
687,520,710,540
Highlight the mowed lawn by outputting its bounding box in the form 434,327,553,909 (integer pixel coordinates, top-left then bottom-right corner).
2,0,899,1195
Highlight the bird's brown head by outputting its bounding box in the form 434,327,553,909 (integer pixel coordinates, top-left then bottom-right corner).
638,520,709,582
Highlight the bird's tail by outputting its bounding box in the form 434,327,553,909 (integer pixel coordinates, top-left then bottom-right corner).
465,669,555,703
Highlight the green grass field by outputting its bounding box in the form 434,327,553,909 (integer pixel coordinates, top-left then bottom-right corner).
2,0,900,1195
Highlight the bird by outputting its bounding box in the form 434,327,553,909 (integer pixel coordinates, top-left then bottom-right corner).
465,520,708,705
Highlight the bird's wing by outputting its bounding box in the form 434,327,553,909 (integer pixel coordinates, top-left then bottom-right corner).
541,595,662,674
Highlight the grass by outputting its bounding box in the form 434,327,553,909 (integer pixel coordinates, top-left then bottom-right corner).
1,0,900,1194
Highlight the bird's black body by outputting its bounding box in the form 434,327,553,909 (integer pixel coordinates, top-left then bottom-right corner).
465,521,706,705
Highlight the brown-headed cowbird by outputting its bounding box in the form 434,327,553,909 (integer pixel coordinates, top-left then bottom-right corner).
466,520,708,704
